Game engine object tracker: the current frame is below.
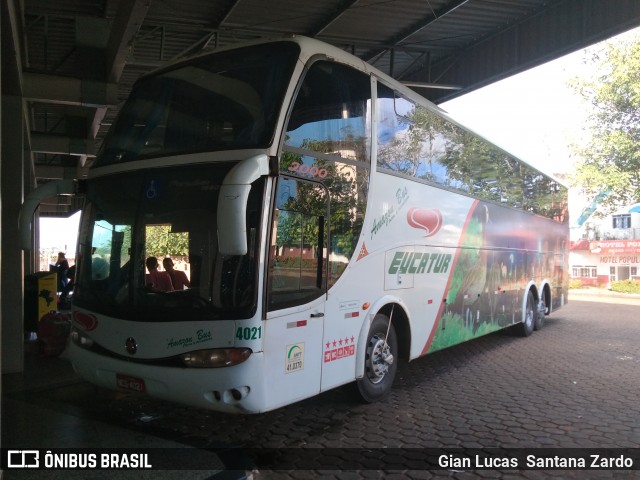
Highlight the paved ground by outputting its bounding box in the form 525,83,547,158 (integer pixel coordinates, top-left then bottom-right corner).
3,291,640,479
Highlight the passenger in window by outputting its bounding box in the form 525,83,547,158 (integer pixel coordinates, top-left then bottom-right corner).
163,257,190,290
145,256,174,292
91,247,109,280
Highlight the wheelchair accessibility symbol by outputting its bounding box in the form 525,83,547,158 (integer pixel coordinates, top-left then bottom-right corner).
146,180,158,199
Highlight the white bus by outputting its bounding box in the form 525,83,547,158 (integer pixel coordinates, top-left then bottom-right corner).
22,36,568,413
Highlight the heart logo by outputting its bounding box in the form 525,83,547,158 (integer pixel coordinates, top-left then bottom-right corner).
73,311,98,331
407,207,442,237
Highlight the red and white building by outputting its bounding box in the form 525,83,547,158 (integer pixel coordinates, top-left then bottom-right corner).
570,204,640,286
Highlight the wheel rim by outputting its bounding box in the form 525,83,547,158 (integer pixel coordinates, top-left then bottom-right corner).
525,295,535,329
365,333,393,384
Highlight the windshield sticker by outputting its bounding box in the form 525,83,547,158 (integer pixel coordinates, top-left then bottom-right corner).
324,337,356,363
166,329,212,349
287,161,329,179
146,180,159,199
285,343,305,373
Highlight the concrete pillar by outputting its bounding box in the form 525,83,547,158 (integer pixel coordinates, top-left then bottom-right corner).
1,94,25,373
0,0,3,376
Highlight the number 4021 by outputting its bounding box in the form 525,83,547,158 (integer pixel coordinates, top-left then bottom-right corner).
235,326,262,341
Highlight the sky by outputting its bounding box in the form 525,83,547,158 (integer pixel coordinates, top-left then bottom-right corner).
441,47,591,179
40,211,81,260
39,27,639,257
441,26,639,180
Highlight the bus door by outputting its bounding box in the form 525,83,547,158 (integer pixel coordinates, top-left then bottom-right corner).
264,176,328,408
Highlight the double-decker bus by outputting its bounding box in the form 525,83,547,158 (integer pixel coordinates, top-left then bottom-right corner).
21,36,568,413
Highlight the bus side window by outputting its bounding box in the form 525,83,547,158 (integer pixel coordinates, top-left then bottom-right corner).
268,176,328,311
282,60,372,289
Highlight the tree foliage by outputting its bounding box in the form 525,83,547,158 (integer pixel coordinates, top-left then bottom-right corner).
378,104,566,220
279,136,368,257
570,36,640,210
145,225,189,258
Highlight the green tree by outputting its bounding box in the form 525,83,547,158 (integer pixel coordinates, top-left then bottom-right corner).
145,225,189,258
570,36,640,210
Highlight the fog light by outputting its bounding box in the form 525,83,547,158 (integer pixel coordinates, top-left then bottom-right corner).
70,328,94,349
225,386,250,402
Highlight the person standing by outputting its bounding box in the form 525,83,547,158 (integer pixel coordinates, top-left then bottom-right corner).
163,257,190,290
55,252,70,292
145,257,174,292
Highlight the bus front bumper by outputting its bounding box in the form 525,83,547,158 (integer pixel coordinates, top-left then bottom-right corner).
69,342,267,414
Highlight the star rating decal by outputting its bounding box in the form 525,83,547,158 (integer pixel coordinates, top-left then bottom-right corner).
324,336,356,363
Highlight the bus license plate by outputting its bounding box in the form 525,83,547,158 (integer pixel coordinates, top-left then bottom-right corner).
116,373,146,393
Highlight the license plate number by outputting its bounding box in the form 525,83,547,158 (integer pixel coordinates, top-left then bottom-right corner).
116,373,146,393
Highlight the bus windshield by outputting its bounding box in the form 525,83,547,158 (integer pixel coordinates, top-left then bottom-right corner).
96,42,300,166
73,164,264,321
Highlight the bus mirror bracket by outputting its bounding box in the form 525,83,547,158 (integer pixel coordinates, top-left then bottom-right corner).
19,179,77,250
217,154,269,255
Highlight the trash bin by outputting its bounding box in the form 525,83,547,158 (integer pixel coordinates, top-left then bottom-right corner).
24,271,58,334
38,312,71,356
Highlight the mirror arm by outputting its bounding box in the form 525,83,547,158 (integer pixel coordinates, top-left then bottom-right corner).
217,154,270,255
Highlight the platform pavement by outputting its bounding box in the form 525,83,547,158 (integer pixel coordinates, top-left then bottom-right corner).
569,287,640,305
3,290,640,479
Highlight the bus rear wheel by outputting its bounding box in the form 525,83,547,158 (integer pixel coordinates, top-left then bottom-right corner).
534,289,546,331
355,313,398,403
519,290,536,337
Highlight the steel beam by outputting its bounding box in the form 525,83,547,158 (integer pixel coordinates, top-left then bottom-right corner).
23,73,117,108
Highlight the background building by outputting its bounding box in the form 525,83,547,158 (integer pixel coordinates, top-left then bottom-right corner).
570,203,640,286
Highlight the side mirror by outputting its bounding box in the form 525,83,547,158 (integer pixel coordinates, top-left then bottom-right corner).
217,154,269,255
19,179,76,250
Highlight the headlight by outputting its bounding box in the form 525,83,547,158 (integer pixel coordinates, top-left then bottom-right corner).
70,328,94,349
180,348,252,368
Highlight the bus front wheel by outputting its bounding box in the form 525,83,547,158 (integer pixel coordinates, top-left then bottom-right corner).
355,313,398,403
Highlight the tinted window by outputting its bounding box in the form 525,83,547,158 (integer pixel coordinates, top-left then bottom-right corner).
97,42,300,166
74,165,264,321
268,177,328,310
280,61,372,291
376,83,568,222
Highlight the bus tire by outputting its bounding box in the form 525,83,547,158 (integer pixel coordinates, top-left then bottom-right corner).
355,313,398,403
519,290,536,337
534,290,546,331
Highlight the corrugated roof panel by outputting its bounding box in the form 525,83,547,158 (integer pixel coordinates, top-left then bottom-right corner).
319,0,441,43
223,0,349,35
18,0,640,197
